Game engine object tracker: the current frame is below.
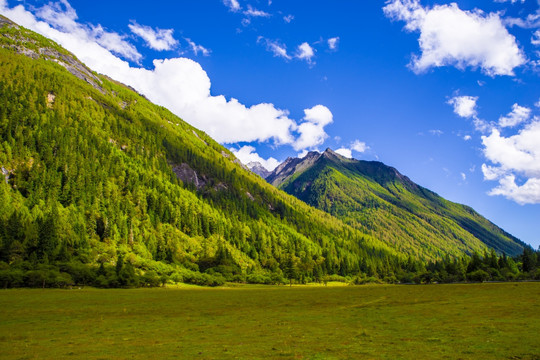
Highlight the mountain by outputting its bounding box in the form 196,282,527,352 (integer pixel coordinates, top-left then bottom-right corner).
0,16,420,285
267,148,525,259
246,162,271,179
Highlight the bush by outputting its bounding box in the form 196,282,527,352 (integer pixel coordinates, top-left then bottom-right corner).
468,269,490,282
141,270,161,287
0,269,24,288
246,273,272,284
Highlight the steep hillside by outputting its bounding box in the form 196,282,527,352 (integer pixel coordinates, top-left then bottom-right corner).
268,149,525,259
0,17,418,285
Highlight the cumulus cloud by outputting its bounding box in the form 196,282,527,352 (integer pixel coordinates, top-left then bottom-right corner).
487,175,540,205
335,148,352,158
328,37,339,50
294,105,333,151
499,103,531,127
448,95,490,132
481,120,540,204
0,0,333,149
223,0,241,12
231,146,280,171
448,95,478,118
351,139,369,153
383,0,526,76
334,139,369,159
29,0,142,63
129,22,178,51
464,135,472,141
296,42,315,63
448,92,540,204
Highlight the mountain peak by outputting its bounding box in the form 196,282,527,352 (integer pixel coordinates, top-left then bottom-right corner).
246,161,271,179
267,148,524,258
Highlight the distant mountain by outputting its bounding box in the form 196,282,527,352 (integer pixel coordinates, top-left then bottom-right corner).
267,148,525,258
0,16,417,284
246,162,271,179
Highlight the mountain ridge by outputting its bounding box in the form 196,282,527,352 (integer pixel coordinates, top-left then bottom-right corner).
266,149,525,258
0,17,425,286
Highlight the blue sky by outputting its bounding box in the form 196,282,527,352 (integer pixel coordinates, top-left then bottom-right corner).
1,0,540,248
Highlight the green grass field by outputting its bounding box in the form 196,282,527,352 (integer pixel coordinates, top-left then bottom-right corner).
1,282,539,360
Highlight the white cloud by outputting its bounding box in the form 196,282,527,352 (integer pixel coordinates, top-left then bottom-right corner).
447,92,540,204
481,120,540,204
351,139,369,153
335,148,352,158
257,37,291,60
481,164,507,181
429,129,443,136
283,14,294,23
493,0,525,3
223,0,241,12
487,175,540,205
231,146,280,171
334,139,369,159
295,42,315,63
129,22,178,51
464,135,472,141
258,38,318,64
294,105,333,151
502,7,540,29
297,149,312,159
482,122,540,179
185,38,210,56
244,5,270,18
383,0,526,76
461,172,467,181
0,0,333,148
499,103,531,127
532,30,540,46
30,0,142,63
328,37,339,50
535,98,540,108
447,95,478,118
448,95,491,132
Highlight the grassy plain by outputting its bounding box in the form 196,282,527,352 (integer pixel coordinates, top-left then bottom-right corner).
0,282,539,359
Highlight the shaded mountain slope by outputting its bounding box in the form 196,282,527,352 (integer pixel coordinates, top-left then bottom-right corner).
268,149,525,259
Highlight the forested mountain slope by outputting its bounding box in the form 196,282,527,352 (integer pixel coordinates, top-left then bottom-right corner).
268,149,525,259
0,16,417,285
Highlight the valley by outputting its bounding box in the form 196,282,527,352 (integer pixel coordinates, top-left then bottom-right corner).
1,282,538,359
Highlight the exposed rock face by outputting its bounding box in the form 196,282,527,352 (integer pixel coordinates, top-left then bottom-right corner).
171,163,207,190
1,167,9,184
266,151,321,187
46,93,55,108
192,130,207,145
39,48,104,93
0,19,105,93
0,15,14,26
246,161,271,179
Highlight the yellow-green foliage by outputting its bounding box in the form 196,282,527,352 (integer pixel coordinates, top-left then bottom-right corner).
0,22,408,282
281,152,525,260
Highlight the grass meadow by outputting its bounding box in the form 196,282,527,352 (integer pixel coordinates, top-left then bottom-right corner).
1,282,539,359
